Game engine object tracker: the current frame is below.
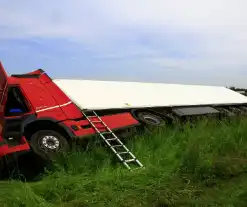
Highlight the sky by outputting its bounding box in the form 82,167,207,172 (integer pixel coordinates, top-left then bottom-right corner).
1,0,247,87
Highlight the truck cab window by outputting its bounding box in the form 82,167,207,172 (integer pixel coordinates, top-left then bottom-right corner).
4,86,30,117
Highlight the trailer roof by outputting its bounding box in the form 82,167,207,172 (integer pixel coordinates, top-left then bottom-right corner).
53,79,247,110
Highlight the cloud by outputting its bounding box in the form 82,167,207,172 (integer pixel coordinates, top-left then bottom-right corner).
1,0,247,87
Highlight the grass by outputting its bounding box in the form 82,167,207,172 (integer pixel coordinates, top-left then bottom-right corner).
1,117,247,206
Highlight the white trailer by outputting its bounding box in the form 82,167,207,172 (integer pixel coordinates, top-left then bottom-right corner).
54,79,247,110
53,79,247,125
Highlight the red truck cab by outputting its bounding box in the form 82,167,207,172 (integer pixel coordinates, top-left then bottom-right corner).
0,62,139,160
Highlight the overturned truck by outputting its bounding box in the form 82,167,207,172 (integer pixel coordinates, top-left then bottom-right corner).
1,61,247,169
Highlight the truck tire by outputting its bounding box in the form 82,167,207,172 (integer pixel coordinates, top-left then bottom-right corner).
29,130,69,160
136,111,163,126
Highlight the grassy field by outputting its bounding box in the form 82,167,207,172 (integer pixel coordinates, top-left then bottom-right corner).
1,117,247,206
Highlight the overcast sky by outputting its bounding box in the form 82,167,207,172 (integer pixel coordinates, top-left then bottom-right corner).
1,0,247,87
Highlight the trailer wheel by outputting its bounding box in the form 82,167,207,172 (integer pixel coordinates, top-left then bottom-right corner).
29,130,69,160
136,111,163,126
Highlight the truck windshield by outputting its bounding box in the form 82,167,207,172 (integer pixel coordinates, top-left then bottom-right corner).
4,86,30,117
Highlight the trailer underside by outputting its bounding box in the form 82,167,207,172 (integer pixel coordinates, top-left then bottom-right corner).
81,103,247,129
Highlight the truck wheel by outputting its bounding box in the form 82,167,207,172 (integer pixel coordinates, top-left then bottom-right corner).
136,111,163,126
29,130,69,160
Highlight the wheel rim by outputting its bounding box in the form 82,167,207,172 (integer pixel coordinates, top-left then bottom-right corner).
39,135,60,152
142,114,161,125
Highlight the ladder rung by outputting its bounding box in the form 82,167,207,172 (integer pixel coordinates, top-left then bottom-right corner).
87,116,97,118
118,152,129,155
91,121,102,123
106,138,118,141
125,159,136,163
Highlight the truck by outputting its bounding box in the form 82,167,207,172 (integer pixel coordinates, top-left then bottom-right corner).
1,61,247,169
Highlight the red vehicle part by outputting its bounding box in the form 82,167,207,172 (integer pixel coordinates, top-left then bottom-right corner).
0,61,140,160
61,112,139,138
0,62,30,157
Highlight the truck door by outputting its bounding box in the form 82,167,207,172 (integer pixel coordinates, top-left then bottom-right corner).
0,62,8,141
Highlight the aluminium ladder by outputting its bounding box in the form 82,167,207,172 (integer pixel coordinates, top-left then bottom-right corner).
82,111,144,170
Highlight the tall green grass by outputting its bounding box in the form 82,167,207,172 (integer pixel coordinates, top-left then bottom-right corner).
1,117,247,206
